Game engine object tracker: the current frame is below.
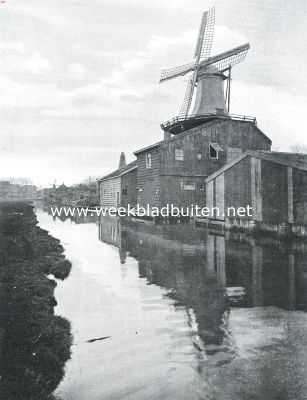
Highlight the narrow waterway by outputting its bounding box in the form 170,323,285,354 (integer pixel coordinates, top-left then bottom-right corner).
36,209,307,400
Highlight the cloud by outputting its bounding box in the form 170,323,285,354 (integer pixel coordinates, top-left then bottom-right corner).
0,2,251,121
24,53,52,74
231,80,307,150
2,22,247,125
7,2,71,29
0,75,66,109
0,41,26,53
68,63,87,80
214,25,249,53
1,0,306,185
0,38,52,79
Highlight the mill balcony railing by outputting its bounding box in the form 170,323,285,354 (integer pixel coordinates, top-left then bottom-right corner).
161,112,257,131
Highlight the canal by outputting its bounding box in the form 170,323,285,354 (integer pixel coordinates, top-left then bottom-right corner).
36,209,307,400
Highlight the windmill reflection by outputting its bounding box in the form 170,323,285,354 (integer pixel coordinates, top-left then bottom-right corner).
98,216,307,366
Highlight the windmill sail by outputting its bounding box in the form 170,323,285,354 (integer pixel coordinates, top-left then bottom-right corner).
179,78,195,117
200,43,250,72
159,61,196,83
160,7,215,83
194,7,215,60
159,8,250,120
179,68,199,117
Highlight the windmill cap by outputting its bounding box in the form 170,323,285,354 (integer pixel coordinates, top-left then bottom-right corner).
197,65,227,79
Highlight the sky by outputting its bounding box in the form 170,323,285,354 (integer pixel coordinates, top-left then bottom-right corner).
0,0,307,186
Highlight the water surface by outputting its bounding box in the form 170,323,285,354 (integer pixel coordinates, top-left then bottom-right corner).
37,210,307,400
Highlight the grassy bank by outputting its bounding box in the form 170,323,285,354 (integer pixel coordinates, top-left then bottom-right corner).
0,202,72,400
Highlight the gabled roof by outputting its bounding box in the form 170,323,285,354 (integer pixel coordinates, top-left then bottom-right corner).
160,113,272,144
259,151,307,167
252,151,307,170
134,118,271,156
133,141,163,155
206,150,307,182
98,160,137,182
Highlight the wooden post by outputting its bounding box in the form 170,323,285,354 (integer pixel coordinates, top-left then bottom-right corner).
206,234,215,274
288,254,296,310
227,66,232,113
216,235,226,286
206,180,214,213
215,174,225,221
252,245,263,306
287,167,294,224
251,157,262,221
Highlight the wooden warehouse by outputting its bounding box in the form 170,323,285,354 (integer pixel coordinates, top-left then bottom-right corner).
134,116,271,210
98,155,137,208
205,151,307,235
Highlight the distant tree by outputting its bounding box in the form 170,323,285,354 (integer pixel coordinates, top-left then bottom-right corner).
290,143,307,154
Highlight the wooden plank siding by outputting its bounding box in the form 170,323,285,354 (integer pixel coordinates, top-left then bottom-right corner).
287,167,294,224
121,169,137,208
224,157,252,219
99,177,121,208
293,168,307,225
215,174,225,220
250,157,262,221
206,153,307,234
99,168,137,209
135,119,271,212
160,175,206,208
261,159,288,224
136,147,161,208
209,156,289,224
206,180,214,211
160,119,271,178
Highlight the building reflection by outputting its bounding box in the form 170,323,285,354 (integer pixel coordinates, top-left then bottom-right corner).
98,216,307,363
99,218,227,365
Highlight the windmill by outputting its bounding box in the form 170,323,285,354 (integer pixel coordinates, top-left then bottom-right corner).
159,7,250,118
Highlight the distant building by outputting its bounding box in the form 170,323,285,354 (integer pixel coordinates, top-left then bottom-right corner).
0,181,10,200
20,185,37,200
43,182,98,206
134,117,271,210
98,154,137,208
0,181,37,201
205,150,307,235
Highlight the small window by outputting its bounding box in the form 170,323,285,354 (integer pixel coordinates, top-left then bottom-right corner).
175,148,184,161
211,127,217,141
232,132,240,146
181,182,196,191
209,142,223,159
146,153,152,168
209,144,218,159
122,186,128,195
198,183,205,191
197,153,202,160
227,147,242,162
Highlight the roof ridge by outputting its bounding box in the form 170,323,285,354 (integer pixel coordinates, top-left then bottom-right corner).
206,150,307,182
98,159,137,181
